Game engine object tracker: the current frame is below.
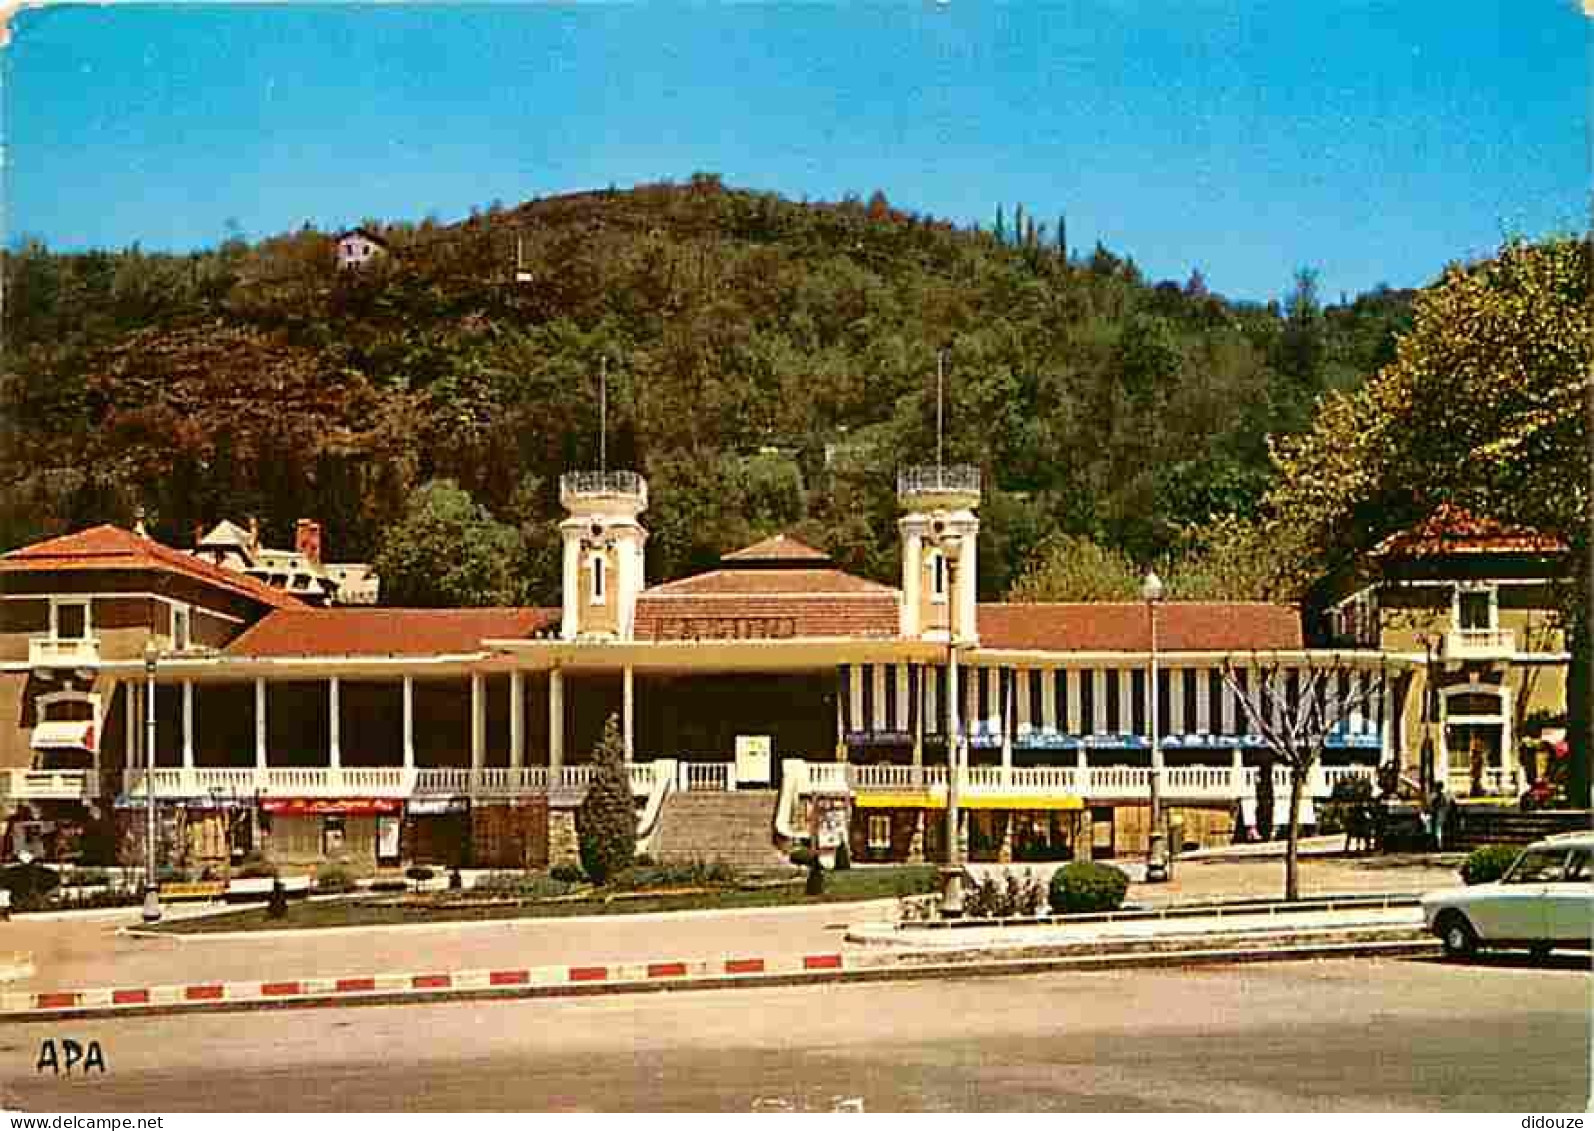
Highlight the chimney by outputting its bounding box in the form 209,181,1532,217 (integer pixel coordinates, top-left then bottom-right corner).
295,518,323,566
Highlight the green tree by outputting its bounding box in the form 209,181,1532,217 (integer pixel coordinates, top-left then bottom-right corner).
1268,237,1592,801
1007,534,1141,602
372,479,520,606
576,714,636,883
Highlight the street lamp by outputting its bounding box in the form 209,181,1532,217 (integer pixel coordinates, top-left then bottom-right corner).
141,638,162,923
1142,570,1168,883
938,528,965,917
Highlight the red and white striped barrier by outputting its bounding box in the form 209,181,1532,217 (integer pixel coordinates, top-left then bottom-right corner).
0,952,866,1016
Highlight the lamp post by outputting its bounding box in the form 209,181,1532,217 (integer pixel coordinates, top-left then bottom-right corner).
938,529,965,917
1142,570,1168,882
141,639,162,923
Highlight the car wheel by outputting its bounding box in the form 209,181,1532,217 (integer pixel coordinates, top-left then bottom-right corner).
1438,913,1478,959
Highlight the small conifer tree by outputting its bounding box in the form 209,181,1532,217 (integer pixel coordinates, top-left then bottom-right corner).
577,714,637,884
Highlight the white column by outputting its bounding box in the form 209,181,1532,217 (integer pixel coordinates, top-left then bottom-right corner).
509,671,524,770
254,679,267,771
328,677,340,769
470,673,484,775
1075,743,1090,796
1001,670,1012,781
402,677,415,770
622,665,634,763
1231,746,1245,798
1091,669,1108,736
181,681,195,771
900,527,922,638
549,670,565,775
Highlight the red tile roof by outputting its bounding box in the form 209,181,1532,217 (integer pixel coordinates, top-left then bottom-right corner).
1372,504,1566,557
978,602,1302,652
645,566,895,597
226,607,560,657
721,534,832,563
0,524,302,609
635,595,899,640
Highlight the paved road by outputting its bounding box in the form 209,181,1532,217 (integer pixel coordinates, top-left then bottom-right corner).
7,854,1461,993
5,900,882,992
4,955,1586,1111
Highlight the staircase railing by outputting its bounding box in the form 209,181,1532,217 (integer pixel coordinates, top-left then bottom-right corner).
634,759,676,857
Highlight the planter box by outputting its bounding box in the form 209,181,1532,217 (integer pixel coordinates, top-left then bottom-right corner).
225,875,312,903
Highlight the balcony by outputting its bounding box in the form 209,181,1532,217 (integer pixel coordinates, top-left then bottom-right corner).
559,470,648,514
28,636,101,669
1443,628,1516,663
896,464,981,508
122,764,659,800
0,768,97,801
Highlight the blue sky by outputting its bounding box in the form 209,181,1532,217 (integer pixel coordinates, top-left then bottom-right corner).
3,2,1586,303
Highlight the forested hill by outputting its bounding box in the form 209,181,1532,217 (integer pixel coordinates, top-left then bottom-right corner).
0,176,1414,603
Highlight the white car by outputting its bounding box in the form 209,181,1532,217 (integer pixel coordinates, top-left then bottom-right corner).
1422,832,1594,959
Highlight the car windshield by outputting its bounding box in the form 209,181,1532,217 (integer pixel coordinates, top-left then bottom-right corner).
1502,849,1568,884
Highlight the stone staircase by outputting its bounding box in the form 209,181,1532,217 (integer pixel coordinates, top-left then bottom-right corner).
1452,807,1590,850
650,789,791,871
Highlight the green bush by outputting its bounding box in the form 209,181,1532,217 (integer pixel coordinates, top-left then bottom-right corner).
788,847,817,869
314,864,358,893
405,865,435,884
1048,861,1130,914
614,859,737,890
0,862,61,910
576,714,638,884
236,854,277,879
964,869,1046,918
833,839,852,871
804,858,826,896
1460,844,1520,885
549,862,587,884
473,870,575,899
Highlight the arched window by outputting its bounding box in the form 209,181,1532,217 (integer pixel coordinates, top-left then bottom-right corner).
590,553,606,605
929,550,947,602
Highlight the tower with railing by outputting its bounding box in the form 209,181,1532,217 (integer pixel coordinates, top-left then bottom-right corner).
897,464,981,642
558,470,648,640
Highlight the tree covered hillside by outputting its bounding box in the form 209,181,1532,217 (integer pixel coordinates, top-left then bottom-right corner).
0,176,1414,602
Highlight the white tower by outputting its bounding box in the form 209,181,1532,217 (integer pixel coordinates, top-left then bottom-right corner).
558,470,648,641
897,464,981,642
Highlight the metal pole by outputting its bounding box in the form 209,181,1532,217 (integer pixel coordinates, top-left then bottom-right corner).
599,355,607,474
142,654,162,923
935,349,945,472
1147,598,1165,880
941,554,964,916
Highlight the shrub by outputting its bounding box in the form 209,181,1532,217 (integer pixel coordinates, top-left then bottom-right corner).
1460,844,1520,886
788,847,817,869
65,867,111,888
577,714,637,884
405,865,435,884
614,859,737,890
314,864,358,893
236,854,277,879
964,869,1047,918
804,858,826,895
550,862,587,884
473,870,574,899
1048,861,1130,914
368,878,407,893
0,862,61,911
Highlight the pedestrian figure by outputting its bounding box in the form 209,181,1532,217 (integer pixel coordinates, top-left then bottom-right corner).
1428,781,1455,851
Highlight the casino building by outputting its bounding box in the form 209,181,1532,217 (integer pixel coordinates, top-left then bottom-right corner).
0,462,1484,872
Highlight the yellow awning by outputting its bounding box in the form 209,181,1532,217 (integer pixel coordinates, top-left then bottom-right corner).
854,792,1084,811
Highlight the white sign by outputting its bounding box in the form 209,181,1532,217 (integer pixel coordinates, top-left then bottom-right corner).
378,815,401,862
735,735,772,785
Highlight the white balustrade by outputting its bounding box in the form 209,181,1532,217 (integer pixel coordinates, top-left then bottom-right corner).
807,763,850,792
1,768,95,800
27,636,102,668
678,762,734,792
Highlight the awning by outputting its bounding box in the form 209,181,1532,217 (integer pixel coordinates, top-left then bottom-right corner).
30,720,96,752
853,792,1083,811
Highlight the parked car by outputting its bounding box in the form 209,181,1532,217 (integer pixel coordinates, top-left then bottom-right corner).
1421,832,1594,959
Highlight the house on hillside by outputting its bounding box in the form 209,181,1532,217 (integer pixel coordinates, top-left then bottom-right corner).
1314,503,1570,799
334,227,389,270
192,518,379,606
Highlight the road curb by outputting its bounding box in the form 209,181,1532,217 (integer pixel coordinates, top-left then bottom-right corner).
0,932,1439,1024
